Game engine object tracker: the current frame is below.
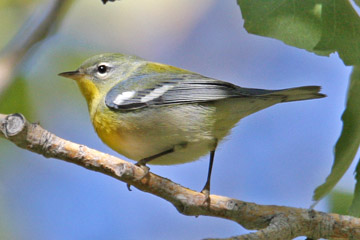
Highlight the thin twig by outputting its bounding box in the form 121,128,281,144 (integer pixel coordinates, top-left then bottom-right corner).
0,0,72,96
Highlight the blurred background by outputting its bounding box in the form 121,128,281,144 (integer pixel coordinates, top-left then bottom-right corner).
0,0,356,239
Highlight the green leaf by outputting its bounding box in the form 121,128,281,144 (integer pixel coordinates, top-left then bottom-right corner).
237,0,360,65
329,190,353,215
0,76,34,119
314,0,360,65
350,159,360,216
313,66,360,202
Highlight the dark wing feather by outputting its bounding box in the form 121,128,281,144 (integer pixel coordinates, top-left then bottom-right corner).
105,73,278,111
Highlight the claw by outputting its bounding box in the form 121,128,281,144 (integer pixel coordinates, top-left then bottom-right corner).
126,162,150,191
135,162,150,173
201,188,211,206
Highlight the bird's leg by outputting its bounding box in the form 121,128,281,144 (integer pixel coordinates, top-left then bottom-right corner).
136,148,175,166
127,148,175,191
201,140,218,204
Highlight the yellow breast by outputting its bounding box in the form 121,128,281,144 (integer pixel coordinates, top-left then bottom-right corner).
91,108,143,160
92,109,123,150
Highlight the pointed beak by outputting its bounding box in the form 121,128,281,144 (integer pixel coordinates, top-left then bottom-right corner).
58,70,84,80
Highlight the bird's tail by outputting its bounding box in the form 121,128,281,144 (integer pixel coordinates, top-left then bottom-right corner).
272,86,326,102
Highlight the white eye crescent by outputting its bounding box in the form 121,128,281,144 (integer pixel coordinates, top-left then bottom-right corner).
96,63,111,77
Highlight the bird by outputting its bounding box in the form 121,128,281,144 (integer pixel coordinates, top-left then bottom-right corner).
59,53,325,201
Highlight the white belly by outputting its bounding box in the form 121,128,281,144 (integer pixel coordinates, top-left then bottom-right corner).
94,98,279,165
113,104,218,165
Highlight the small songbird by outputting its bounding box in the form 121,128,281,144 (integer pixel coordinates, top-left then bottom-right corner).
59,53,325,200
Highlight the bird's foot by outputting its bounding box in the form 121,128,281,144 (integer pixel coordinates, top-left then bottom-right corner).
201,187,211,206
127,161,150,191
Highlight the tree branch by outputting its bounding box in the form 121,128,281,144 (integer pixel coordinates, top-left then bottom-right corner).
0,0,72,96
1,113,359,240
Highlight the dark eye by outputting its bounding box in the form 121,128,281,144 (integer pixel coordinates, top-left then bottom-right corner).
97,65,108,74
